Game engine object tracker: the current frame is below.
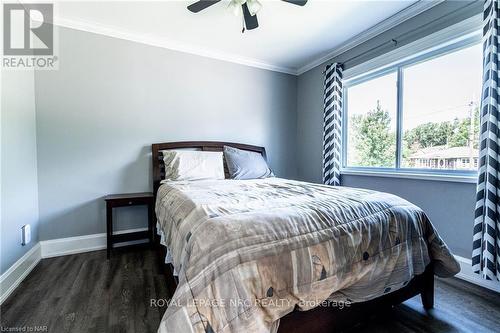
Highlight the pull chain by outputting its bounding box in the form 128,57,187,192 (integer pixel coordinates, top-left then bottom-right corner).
241,9,245,33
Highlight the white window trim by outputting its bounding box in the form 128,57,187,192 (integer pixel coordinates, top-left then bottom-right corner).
343,14,482,80
341,169,477,184
341,14,482,183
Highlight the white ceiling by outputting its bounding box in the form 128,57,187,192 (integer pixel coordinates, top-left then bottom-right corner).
53,0,422,74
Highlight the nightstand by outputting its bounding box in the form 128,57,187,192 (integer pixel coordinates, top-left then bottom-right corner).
104,192,154,259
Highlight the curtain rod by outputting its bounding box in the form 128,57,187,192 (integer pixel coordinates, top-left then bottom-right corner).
321,1,479,74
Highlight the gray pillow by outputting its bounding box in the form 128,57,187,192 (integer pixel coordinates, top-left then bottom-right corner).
223,146,274,180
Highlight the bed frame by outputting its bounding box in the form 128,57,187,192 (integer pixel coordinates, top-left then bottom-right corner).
151,141,435,333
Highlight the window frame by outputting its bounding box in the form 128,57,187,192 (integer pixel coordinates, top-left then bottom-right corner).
341,34,482,182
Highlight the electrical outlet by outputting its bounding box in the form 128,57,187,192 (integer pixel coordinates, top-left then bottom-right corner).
21,224,31,246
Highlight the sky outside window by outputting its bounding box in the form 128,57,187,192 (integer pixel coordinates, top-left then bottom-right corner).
345,42,482,171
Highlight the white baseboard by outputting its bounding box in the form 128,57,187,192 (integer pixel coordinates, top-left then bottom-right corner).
0,227,149,304
0,243,42,304
2,237,497,305
454,255,500,293
40,233,107,258
40,227,149,258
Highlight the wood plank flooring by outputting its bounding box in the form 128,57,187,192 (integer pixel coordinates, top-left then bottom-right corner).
1,247,499,333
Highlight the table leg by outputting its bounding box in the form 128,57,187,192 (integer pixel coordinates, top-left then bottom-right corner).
148,203,154,247
106,205,112,259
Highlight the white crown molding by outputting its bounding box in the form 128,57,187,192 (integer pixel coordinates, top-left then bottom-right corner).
296,0,444,75
49,1,441,77
0,243,42,305
52,16,298,75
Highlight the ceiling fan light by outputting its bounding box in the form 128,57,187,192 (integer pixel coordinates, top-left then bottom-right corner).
246,0,261,16
228,0,244,16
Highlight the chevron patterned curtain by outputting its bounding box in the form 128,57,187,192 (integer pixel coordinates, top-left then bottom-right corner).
322,63,343,186
473,0,500,281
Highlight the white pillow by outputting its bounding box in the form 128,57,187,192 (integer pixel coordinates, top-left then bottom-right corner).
162,150,224,181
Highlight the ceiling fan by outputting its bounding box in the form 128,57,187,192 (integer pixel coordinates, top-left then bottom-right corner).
187,0,308,32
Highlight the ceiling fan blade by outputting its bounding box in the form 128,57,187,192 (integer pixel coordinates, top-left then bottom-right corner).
242,3,259,30
281,0,307,6
187,0,221,13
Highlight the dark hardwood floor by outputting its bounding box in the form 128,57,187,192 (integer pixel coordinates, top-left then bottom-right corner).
0,247,168,333
1,247,499,333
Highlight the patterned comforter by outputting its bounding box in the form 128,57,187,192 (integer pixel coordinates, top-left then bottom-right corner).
155,178,459,333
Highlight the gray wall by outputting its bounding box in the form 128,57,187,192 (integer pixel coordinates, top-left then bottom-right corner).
1,69,40,274
296,1,482,259
35,27,297,240
341,176,476,258
1,1,482,274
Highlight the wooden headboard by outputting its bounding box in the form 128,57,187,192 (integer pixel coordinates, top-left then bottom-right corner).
151,141,267,195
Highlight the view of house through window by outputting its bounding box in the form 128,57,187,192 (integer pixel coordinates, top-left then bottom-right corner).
345,42,482,172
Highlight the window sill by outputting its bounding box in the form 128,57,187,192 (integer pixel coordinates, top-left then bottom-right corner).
340,169,477,184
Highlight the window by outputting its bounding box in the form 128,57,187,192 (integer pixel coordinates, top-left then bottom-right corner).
346,72,397,168
344,41,482,175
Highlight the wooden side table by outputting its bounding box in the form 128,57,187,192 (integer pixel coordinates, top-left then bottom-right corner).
104,192,154,259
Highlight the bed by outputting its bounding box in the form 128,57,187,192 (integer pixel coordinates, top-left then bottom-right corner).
151,141,460,333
